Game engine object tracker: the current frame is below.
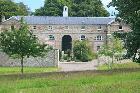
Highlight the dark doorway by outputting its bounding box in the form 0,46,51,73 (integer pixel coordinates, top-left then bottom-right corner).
62,35,72,52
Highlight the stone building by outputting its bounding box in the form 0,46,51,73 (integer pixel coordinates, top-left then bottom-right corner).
0,6,131,53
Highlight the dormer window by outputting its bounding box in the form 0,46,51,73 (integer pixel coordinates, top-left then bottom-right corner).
48,26,53,30
64,26,69,30
98,25,102,30
81,25,85,30
81,35,86,40
119,25,123,30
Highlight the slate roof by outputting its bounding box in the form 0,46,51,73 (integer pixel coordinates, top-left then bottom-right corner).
10,16,115,25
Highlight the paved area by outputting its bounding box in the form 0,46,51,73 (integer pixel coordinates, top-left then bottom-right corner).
59,61,98,71
59,59,132,71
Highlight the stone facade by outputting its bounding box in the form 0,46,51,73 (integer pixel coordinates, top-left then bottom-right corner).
0,19,131,52
0,6,131,53
0,49,59,67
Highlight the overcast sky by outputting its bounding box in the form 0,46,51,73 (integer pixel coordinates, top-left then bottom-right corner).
14,0,116,15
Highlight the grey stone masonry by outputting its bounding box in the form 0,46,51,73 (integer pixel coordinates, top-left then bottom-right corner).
0,49,59,67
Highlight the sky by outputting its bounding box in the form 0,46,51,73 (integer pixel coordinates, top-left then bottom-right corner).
14,0,116,15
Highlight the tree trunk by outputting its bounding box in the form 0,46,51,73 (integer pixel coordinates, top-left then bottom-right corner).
21,56,24,74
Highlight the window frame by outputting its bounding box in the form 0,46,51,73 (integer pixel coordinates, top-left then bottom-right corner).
80,35,86,40
64,26,69,30
119,25,123,30
97,25,102,31
33,26,36,30
48,35,55,40
95,35,103,41
48,26,53,30
81,25,86,30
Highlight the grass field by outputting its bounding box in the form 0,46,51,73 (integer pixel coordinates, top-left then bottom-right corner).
0,69,140,93
0,62,140,93
98,62,140,70
0,67,58,75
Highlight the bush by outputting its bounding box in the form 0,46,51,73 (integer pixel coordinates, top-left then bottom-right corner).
73,40,95,62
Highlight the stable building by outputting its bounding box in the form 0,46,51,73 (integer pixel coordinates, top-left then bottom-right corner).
0,6,131,52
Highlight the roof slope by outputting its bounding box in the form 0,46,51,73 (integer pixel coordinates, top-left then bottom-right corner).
10,16,115,25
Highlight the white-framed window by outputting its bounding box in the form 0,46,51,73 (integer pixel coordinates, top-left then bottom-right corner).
64,26,69,30
48,26,53,30
119,25,123,30
95,35,103,41
49,35,55,40
81,35,86,40
81,25,85,30
33,26,36,30
97,25,102,30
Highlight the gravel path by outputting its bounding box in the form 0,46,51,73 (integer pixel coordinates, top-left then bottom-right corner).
59,59,131,71
59,61,98,71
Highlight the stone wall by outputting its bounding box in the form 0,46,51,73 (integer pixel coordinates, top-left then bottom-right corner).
0,49,59,67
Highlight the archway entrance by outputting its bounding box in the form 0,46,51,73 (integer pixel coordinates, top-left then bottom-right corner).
62,35,72,52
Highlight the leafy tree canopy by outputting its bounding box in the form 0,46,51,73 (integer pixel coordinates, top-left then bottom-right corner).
109,0,140,62
0,0,29,22
34,0,109,17
73,40,95,62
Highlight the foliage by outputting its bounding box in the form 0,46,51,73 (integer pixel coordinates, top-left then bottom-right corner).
109,0,140,63
73,40,95,62
34,0,109,17
0,18,49,74
0,0,29,22
99,37,125,69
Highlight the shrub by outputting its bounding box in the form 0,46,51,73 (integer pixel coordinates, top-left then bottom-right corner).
73,40,95,62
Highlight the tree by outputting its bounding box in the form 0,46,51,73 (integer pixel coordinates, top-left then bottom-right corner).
0,0,29,22
73,40,95,62
108,0,140,63
0,18,49,74
34,0,109,17
99,37,125,69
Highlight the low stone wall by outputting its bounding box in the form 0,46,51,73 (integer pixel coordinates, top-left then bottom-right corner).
0,49,59,67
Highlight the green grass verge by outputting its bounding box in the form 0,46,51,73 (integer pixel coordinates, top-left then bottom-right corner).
0,67,59,75
0,70,140,93
98,62,140,70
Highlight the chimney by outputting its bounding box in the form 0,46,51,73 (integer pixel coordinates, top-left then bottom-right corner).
1,16,5,22
63,6,68,17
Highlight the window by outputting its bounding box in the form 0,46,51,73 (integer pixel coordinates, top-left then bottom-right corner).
64,26,69,30
95,35,103,41
81,25,85,30
98,25,102,30
11,25,14,30
81,35,86,40
49,35,55,40
48,26,53,30
119,25,123,30
97,46,101,51
33,26,36,30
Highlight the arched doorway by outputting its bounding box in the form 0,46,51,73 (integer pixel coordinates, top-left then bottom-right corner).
62,35,72,52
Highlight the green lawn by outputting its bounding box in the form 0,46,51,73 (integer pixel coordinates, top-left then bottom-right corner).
0,67,58,75
98,62,140,70
0,70,140,93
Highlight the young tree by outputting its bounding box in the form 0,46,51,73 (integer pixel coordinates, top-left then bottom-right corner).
0,18,49,74
73,40,95,62
99,37,124,69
